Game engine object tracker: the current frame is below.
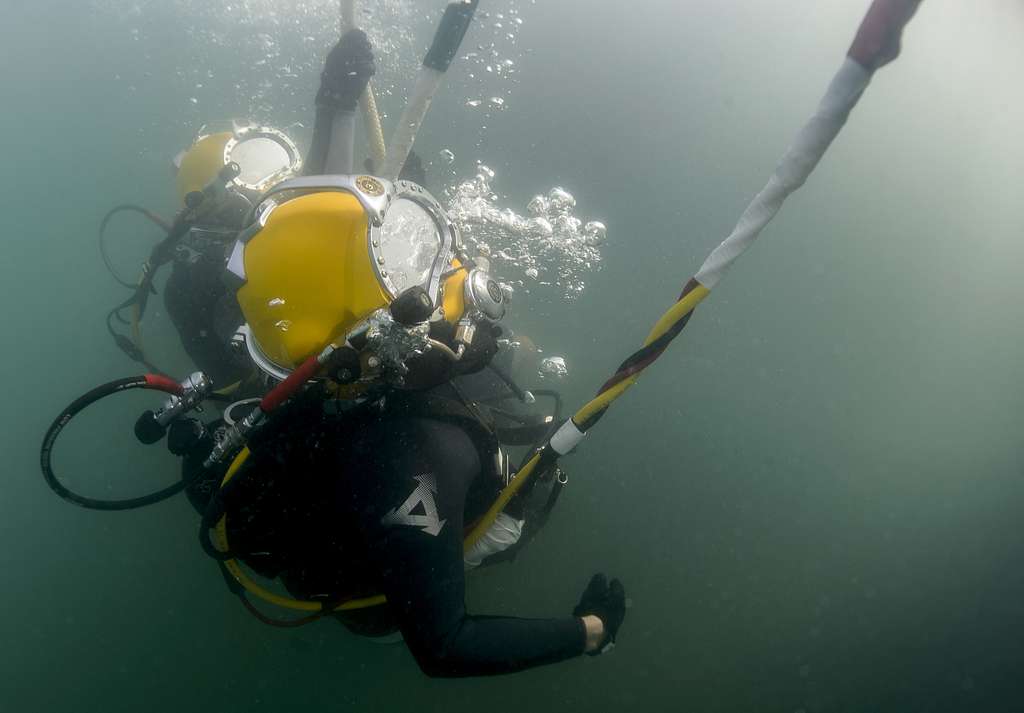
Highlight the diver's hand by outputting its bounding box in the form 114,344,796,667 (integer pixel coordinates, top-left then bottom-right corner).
316,29,375,112
581,616,605,652
573,573,626,655
452,322,501,377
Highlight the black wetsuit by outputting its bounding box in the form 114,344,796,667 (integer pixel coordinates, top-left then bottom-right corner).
163,233,249,386
200,391,585,678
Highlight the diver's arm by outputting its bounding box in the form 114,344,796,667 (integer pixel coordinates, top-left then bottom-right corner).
356,418,587,677
303,107,334,176
306,106,356,175
323,109,357,174
377,513,587,678
306,29,374,177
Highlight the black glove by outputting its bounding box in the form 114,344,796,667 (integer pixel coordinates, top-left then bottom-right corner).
573,573,626,655
316,29,375,112
453,321,502,376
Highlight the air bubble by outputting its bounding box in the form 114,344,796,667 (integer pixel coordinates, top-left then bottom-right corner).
527,196,549,216
531,217,553,236
446,168,606,300
583,221,607,245
539,356,568,379
548,187,576,210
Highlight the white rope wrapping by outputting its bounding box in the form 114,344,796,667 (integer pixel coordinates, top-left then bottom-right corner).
463,513,524,569
550,418,586,455
382,67,444,180
695,58,872,289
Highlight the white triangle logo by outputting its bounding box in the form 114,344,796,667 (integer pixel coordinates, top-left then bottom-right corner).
381,473,447,536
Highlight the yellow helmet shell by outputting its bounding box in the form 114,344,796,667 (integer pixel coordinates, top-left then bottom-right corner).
236,191,389,370
176,132,232,205
228,175,479,382
441,258,468,324
175,124,302,206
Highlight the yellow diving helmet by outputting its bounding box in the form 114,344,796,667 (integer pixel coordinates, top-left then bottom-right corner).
225,175,507,386
173,120,302,213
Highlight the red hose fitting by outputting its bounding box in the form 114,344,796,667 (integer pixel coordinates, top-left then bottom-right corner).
144,374,185,395
259,355,323,413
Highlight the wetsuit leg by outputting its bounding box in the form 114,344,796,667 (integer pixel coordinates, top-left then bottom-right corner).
334,417,584,677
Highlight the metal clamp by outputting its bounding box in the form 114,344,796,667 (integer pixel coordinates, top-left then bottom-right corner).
154,372,213,427
203,406,265,469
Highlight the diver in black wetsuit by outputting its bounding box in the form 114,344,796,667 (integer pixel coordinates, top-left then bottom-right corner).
181,29,627,677
161,123,302,388
212,387,618,676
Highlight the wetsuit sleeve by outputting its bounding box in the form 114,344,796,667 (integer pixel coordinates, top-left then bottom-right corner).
342,418,585,677
305,107,356,175
163,262,247,386
324,109,356,174
303,106,333,176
